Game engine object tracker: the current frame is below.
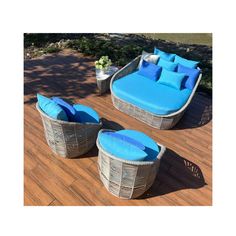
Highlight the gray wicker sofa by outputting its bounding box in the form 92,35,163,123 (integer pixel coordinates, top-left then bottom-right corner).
110,55,202,129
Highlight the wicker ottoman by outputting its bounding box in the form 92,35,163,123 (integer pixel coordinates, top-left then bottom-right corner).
96,129,166,199
36,103,102,158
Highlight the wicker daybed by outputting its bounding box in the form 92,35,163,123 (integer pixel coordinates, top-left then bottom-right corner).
36,103,102,158
96,129,166,199
110,55,202,129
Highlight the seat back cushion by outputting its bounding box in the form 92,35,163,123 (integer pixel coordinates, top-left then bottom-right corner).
138,60,162,81
52,97,76,121
117,130,160,161
157,69,186,90
73,104,100,123
154,47,176,61
37,94,68,121
138,51,160,69
157,58,178,72
177,64,201,89
174,55,199,69
98,131,147,161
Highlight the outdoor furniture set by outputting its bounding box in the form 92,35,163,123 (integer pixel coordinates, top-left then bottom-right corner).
36,47,202,199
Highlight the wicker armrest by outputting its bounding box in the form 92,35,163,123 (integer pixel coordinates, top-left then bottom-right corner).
110,55,141,87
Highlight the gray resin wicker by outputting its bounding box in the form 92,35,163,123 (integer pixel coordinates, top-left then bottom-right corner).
110,55,202,129
96,76,112,95
96,66,119,95
36,103,102,158
96,129,166,199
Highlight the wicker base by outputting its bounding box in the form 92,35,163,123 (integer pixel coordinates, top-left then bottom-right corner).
37,103,102,158
111,94,184,129
96,129,166,199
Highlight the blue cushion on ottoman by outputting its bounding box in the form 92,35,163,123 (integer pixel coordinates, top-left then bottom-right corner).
117,130,160,161
177,64,201,89
37,94,68,121
138,60,162,81
73,104,100,123
104,132,145,150
52,97,76,121
157,58,178,72
98,131,147,161
174,55,199,69
157,69,186,90
154,47,176,61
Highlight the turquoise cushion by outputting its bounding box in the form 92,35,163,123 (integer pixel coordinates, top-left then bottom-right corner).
98,131,148,161
112,71,192,115
117,130,160,161
154,47,176,61
103,132,145,150
157,58,177,72
177,64,201,89
138,60,162,81
157,69,186,90
73,104,100,123
174,55,199,69
52,97,76,121
37,94,68,121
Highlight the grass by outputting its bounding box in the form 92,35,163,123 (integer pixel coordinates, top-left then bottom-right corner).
141,33,212,46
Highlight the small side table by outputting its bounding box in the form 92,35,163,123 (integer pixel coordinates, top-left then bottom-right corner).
95,66,119,95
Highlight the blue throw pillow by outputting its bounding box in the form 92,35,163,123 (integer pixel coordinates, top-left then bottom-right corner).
98,131,147,161
73,104,100,123
154,47,176,61
37,94,68,121
174,55,199,69
138,60,162,81
177,64,201,89
104,132,145,150
157,69,186,90
157,58,178,72
52,97,76,121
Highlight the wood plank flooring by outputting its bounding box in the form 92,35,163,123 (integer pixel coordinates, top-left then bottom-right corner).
24,49,212,206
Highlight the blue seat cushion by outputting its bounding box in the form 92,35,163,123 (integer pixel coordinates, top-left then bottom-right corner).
174,55,199,69
73,104,100,123
154,47,176,61
37,94,68,121
52,97,76,121
138,60,162,81
103,131,145,150
157,58,177,72
116,130,160,161
157,69,186,90
112,71,192,115
177,64,201,90
98,131,148,161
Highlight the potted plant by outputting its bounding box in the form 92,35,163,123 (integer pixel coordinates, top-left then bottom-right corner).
95,56,112,76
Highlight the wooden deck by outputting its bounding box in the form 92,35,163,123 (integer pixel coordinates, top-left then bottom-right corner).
24,49,212,206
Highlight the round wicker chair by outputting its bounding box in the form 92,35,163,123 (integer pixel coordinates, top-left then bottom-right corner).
110,55,202,129
96,129,166,199
36,103,102,158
